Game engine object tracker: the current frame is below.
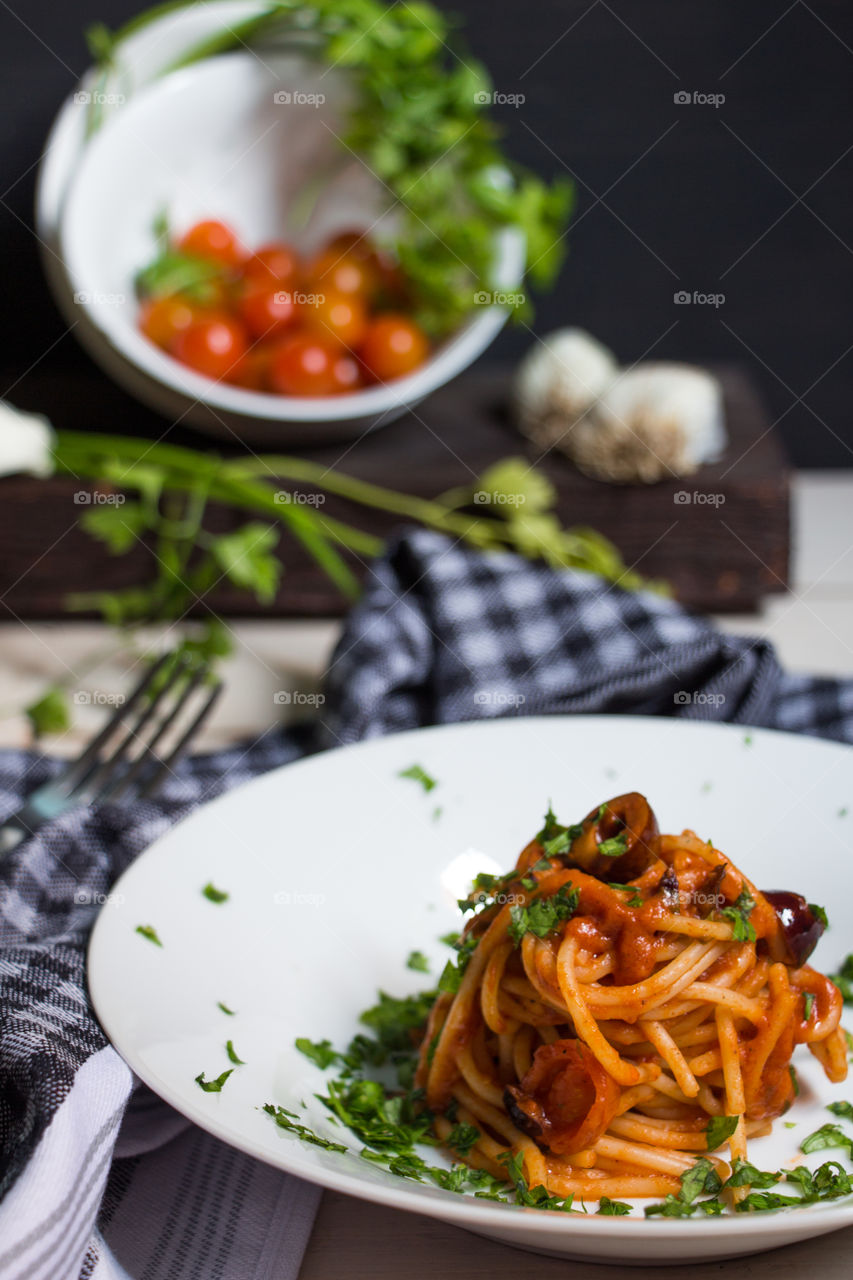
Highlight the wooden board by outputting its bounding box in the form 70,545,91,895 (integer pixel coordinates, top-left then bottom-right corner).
0,365,788,618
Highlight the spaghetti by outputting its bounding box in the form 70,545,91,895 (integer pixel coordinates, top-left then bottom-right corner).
415,793,847,1202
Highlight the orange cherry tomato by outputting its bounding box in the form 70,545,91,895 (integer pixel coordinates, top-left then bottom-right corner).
172,313,249,381
359,313,429,382
178,220,244,268
229,341,278,391
269,334,361,397
308,248,377,300
242,242,301,287
237,281,298,340
303,290,367,348
138,295,199,350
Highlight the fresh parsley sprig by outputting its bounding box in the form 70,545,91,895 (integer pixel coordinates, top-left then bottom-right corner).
719,889,757,942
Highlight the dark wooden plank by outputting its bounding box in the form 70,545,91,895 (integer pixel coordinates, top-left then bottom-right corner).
0,364,788,618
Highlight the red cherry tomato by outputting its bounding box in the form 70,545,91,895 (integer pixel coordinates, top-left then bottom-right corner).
308,248,377,300
237,281,298,339
359,313,429,382
138,295,199,350
242,242,301,287
172,313,249,381
178,220,244,268
303,290,367,348
230,342,278,391
269,334,361,396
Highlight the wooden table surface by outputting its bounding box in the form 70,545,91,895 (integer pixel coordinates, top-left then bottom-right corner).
299,1191,853,1278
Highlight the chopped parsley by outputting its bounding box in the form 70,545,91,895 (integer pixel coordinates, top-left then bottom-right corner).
800,1123,853,1159
135,924,162,947
438,960,463,994
809,903,829,928
217,1001,236,1016
597,832,629,859
446,1123,481,1155
725,1158,781,1189
296,1037,339,1069
827,1101,853,1122
645,1158,723,1217
803,991,816,1021
195,1068,233,1092
719,889,757,942
607,882,644,907
499,1151,582,1212
829,954,853,1002
706,1115,739,1150
398,764,437,793
202,882,229,903
406,950,430,973
597,1197,632,1216
508,885,580,947
263,1103,347,1152
225,1039,245,1065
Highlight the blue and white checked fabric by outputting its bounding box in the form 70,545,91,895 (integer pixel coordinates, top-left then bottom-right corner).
1,529,851,1279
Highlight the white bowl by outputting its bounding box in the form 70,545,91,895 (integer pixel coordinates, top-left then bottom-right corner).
89,717,853,1264
47,13,523,445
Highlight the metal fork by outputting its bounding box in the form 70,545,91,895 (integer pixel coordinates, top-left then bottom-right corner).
0,652,223,857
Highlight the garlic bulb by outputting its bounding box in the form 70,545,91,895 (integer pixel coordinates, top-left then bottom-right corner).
513,327,727,484
514,329,618,447
0,401,55,479
568,364,725,484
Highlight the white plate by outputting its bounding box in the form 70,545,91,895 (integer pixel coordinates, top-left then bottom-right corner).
88,716,853,1264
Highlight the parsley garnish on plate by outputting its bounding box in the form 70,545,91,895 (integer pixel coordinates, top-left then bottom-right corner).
225,1040,245,1065
406,950,430,973
398,764,437,793
195,1068,233,1093
446,1123,481,1156
263,1103,347,1153
597,1197,632,1216
645,1158,724,1217
719,889,757,942
607,882,644,907
296,1038,341,1070
202,882,229,903
135,924,162,947
706,1115,739,1150
827,1101,853,1122
217,1001,236,1016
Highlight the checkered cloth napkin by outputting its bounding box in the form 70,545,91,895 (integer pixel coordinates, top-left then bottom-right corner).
1,530,851,1280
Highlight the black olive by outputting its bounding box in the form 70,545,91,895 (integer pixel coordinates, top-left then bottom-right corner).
503,1086,543,1139
762,890,826,967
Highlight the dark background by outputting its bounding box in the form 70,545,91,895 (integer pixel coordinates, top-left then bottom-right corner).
2,0,852,466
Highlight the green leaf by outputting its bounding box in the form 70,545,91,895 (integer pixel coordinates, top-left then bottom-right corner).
827,1100,853,1122
720,889,757,942
210,523,281,603
202,881,229,904
406,950,430,973
80,501,149,554
195,1068,232,1092
800,1123,853,1158
25,684,71,737
706,1114,739,1150
296,1038,340,1069
135,247,227,303
398,764,437,792
225,1040,245,1065
135,924,163,947
597,1197,632,1215
263,1102,348,1152
217,1001,236,1016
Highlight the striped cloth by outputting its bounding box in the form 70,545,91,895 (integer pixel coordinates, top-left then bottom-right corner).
1,530,851,1279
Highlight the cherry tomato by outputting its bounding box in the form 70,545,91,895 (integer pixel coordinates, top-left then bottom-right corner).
178,220,244,268
242,242,301,287
359,313,429,382
172,313,249,381
323,229,376,265
229,342,278,391
269,334,361,396
303,290,367,348
138,295,199,350
308,248,377,300
237,281,298,339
